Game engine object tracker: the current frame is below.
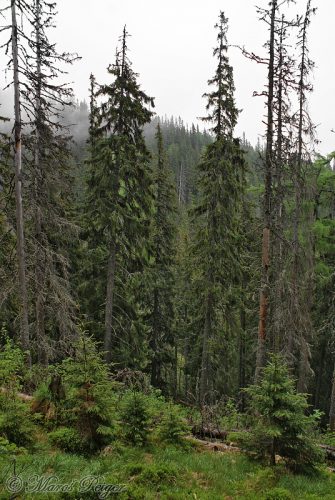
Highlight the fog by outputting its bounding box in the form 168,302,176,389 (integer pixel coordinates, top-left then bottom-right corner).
1,0,334,154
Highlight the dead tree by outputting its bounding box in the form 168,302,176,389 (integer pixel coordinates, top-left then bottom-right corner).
1,0,32,365
254,0,278,382
25,0,79,362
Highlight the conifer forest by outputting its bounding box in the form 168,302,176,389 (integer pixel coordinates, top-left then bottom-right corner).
1,1,335,498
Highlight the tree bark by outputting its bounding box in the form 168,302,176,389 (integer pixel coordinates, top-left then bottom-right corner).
200,293,212,405
104,241,117,363
329,365,335,432
150,288,161,387
11,0,31,365
313,338,326,408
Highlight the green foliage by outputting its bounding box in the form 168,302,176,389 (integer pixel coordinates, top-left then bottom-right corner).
0,398,35,448
219,398,242,430
0,332,24,393
56,334,114,454
0,436,27,456
158,404,189,445
82,28,155,365
244,354,324,472
0,437,334,500
320,430,335,447
48,427,84,454
136,463,179,486
142,124,177,390
264,487,292,500
0,336,35,448
120,391,150,446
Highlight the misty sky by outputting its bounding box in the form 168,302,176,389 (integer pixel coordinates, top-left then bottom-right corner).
3,0,335,154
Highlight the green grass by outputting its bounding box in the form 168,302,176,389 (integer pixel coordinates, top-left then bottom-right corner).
0,438,334,499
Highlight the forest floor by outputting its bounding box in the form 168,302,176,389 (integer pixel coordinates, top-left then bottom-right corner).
1,434,335,499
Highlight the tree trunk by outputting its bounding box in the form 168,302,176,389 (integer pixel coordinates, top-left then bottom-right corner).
11,0,31,366
313,338,326,408
272,15,285,354
255,0,277,382
200,293,212,405
329,365,335,432
270,439,276,466
34,0,48,366
104,241,117,363
150,288,161,387
239,290,246,411
295,0,313,389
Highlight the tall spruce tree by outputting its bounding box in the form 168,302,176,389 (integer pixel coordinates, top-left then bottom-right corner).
146,123,176,390
193,12,244,404
86,27,154,363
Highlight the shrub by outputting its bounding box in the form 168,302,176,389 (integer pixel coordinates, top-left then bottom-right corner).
0,398,35,448
32,373,65,428
243,354,324,473
158,404,189,445
264,487,292,500
0,335,35,448
54,334,115,454
137,464,179,486
0,437,27,455
48,427,84,454
120,391,150,445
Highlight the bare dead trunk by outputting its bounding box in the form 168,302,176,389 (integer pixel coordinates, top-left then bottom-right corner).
255,228,270,382
35,205,48,365
295,2,312,387
272,15,285,354
11,0,31,365
255,0,277,382
297,336,310,393
104,241,117,363
34,0,48,365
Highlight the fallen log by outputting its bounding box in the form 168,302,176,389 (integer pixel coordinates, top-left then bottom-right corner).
1,387,33,401
320,444,335,461
186,435,239,453
191,426,227,441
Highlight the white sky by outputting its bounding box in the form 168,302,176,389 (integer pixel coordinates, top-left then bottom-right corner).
2,0,335,154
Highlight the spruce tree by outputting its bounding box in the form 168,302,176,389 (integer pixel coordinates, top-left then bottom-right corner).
86,27,154,363
193,12,245,404
146,123,176,390
244,354,324,472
